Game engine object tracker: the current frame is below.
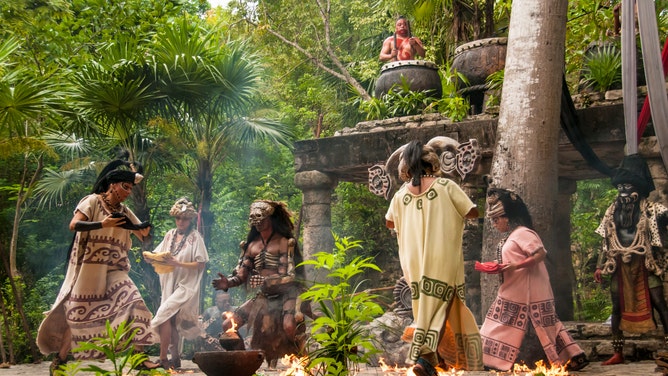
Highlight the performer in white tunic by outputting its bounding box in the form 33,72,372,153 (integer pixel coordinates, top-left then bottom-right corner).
385,140,483,375
146,198,209,369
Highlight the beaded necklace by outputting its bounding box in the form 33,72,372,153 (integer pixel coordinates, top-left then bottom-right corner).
170,228,191,256
100,192,122,212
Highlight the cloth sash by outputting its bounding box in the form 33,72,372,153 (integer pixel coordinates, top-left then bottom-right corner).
618,255,655,333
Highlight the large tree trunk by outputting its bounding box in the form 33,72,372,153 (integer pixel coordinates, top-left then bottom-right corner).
481,0,568,316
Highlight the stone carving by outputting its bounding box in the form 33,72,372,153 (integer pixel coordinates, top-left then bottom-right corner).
368,136,481,199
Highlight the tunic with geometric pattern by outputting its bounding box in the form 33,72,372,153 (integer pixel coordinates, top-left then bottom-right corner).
479,226,584,371
386,178,483,370
37,194,156,359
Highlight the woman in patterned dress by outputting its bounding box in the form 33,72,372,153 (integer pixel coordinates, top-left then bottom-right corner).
478,188,588,371
37,160,159,374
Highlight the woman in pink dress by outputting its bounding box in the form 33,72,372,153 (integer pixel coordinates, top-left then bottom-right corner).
478,188,588,372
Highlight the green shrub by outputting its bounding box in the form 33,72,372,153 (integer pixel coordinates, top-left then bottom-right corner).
581,44,622,93
55,320,167,376
299,234,384,376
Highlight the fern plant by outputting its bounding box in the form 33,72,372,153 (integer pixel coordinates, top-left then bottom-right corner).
299,234,384,376
54,320,166,376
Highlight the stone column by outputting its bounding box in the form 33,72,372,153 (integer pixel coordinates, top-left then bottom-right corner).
551,178,576,320
294,170,338,281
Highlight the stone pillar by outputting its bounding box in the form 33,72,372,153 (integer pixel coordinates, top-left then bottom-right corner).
551,178,576,320
294,170,338,281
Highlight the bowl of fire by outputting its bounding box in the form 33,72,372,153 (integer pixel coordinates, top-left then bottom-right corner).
192,350,265,376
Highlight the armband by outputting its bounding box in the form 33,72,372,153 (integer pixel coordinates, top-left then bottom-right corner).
74,221,103,232
227,276,242,288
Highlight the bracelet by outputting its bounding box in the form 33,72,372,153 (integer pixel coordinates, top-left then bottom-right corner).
73,221,103,232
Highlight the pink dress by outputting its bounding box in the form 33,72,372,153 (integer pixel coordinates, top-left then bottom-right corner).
479,226,584,370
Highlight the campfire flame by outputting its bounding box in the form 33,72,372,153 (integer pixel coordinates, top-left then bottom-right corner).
223,311,238,333
380,358,569,375
509,360,569,375
279,354,310,376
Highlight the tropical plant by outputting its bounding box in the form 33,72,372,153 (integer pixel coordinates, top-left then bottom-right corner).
299,234,384,376
148,16,294,246
580,43,622,93
570,179,617,321
55,320,166,376
484,68,504,108
356,97,388,121
384,79,439,118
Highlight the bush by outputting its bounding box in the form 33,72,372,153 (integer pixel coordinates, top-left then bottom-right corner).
299,234,384,376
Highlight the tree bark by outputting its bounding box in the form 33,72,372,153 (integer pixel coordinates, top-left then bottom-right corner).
481,0,568,315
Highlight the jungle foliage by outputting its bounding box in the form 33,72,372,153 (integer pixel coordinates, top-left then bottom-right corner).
0,0,664,366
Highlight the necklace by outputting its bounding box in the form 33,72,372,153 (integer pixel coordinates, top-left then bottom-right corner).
100,192,121,212
170,228,191,256
259,232,275,269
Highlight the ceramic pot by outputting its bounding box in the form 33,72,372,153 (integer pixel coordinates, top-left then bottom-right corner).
452,37,507,114
374,60,442,99
192,350,265,376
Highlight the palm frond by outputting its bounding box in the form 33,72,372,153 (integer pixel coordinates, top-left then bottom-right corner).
33,168,90,209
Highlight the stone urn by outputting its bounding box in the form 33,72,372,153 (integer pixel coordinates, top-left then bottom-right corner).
192,350,265,376
374,60,442,99
452,37,507,114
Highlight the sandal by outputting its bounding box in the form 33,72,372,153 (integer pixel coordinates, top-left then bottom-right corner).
411,357,438,376
566,353,590,371
49,355,70,376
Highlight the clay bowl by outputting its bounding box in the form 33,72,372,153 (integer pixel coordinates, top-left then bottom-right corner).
192,350,265,376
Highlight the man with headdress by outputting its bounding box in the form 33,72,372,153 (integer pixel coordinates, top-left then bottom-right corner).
212,200,313,368
37,159,158,374
145,197,209,369
595,154,668,365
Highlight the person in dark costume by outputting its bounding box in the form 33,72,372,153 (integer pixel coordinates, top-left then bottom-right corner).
595,154,668,365
212,200,313,368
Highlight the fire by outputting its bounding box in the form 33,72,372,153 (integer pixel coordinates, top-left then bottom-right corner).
509,360,569,375
223,311,237,333
279,354,310,376
380,358,569,375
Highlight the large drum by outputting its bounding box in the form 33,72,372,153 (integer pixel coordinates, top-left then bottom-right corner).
374,60,442,99
452,37,507,87
452,37,507,114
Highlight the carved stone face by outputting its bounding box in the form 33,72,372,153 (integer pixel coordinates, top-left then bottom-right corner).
248,201,274,227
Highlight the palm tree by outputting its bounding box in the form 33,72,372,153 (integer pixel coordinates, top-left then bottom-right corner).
148,16,294,246
0,35,65,363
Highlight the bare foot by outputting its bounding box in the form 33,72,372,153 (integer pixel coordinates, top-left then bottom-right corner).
602,352,624,365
